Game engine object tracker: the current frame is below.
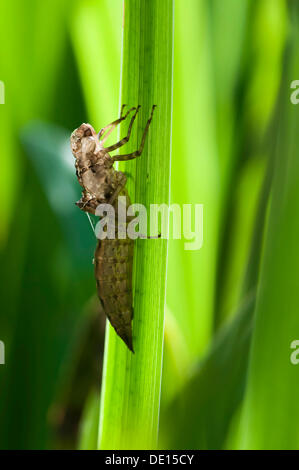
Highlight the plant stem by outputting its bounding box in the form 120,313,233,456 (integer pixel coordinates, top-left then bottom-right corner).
98,0,174,450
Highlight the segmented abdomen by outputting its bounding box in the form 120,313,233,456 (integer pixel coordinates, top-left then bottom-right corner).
94,231,134,351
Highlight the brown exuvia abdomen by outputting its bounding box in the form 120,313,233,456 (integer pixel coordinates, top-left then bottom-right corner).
94,234,134,352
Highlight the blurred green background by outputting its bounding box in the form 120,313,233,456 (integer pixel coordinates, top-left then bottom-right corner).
0,0,299,450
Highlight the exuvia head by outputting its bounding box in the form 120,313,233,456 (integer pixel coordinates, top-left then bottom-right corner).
70,123,98,157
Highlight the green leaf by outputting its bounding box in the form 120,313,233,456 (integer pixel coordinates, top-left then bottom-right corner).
0,0,71,242
98,0,174,450
160,292,255,449
78,389,101,450
70,0,122,127
159,124,274,449
237,9,299,449
166,0,219,360
21,121,95,272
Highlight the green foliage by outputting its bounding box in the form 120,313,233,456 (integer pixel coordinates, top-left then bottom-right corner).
237,10,299,448
0,0,298,451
